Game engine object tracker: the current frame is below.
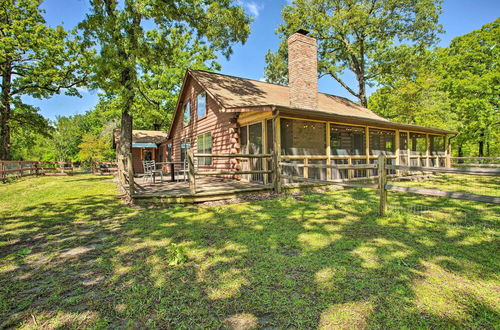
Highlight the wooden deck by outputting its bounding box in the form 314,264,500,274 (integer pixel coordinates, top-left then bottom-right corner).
132,177,273,203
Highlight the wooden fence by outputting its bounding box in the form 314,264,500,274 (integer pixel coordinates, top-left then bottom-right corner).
451,157,500,167
92,162,118,175
0,161,74,180
277,155,499,215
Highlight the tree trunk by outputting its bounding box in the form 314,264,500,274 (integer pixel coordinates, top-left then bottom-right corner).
458,144,463,163
0,61,12,160
478,131,485,157
357,74,367,107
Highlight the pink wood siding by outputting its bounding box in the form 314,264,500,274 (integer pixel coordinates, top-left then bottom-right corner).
168,77,237,172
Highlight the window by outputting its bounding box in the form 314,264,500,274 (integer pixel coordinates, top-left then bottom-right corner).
410,133,426,155
330,132,341,150
167,143,172,162
197,132,212,165
370,128,395,155
352,133,365,155
180,138,191,163
197,92,206,118
430,135,445,155
183,101,190,125
281,119,326,156
330,124,365,155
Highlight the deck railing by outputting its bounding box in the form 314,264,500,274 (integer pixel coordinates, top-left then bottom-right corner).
189,150,274,194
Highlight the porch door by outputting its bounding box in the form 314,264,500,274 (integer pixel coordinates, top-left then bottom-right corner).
239,122,264,183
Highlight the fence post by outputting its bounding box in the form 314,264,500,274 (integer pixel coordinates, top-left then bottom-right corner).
272,149,282,194
378,154,387,216
188,149,196,194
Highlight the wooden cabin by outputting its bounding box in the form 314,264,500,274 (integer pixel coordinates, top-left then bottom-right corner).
161,30,456,183
113,130,168,174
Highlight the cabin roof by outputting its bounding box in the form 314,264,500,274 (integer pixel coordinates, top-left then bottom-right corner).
190,69,386,121
113,129,168,146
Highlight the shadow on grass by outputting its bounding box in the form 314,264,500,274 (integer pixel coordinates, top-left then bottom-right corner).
0,176,498,328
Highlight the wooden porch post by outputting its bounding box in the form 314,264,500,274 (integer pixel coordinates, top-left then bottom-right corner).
406,132,411,166
326,122,331,180
365,126,370,177
425,134,430,167
262,119,268,185
188,148,196,194
378,154,387,216
445,135,452,168
395,130,400,176
127,153,134,195
272,112,282,193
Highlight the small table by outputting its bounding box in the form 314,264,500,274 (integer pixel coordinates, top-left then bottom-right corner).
156,161,185,182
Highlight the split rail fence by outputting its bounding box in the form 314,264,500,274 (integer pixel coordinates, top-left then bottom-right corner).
0,161,74,180
92,162,118,175
279,155,499,215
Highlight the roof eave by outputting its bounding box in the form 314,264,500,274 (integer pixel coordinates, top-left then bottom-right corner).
275,106,457,135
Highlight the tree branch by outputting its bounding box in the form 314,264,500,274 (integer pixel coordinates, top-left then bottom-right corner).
324,70,360,98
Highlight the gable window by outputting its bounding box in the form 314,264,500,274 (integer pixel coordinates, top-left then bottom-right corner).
197,92,207,118
197,132,212,165
183,101,190,125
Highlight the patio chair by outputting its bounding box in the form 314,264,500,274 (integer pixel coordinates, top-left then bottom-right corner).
143,160,163,183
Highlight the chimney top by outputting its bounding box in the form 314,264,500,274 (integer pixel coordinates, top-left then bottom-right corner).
296,29,309,36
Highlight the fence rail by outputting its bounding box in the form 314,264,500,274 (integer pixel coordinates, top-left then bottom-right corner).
92,162,118,175
0,161,74,180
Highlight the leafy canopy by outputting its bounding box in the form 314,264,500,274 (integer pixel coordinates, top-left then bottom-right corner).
264,0,443,106
0,0,89,159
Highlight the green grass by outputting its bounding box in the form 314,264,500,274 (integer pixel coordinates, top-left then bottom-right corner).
0,174,499,329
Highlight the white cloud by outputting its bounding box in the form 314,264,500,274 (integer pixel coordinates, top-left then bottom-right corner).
237,1,264,18
259,77,266,82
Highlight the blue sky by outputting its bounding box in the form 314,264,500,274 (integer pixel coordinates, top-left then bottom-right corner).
28,0,500,120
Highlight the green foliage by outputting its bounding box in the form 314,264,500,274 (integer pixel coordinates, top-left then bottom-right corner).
166,243,187,266
78,133,113,165
264,0,443,106
368,47,456,129
369,19,500,156
79,0,251,132
440,18,500,156
0,0,90,159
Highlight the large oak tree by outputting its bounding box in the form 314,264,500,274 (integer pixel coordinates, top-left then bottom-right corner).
0,0,88,159
79,0,251,180
264,0,443,107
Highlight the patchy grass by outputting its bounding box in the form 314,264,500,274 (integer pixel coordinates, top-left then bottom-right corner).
0,175,498,329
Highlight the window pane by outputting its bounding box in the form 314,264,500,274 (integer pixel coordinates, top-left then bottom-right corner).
240,126,248,154
183,102,190,125
370,128,395,155
281,119,326,156
410,133,426,155
330,124,365,156
197,93,206,118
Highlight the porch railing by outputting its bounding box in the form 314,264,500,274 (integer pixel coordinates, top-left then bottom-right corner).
188,150,273,194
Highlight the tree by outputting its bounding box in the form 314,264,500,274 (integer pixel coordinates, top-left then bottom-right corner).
368,46,456,130
264,0,443,106
79,0,251,182
0,0,88,159
78,134,112,165
441,18,499,157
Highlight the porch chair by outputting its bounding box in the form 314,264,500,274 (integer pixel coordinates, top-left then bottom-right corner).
143,160,163,183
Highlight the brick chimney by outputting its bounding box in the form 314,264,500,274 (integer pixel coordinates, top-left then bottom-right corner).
287,29,318,109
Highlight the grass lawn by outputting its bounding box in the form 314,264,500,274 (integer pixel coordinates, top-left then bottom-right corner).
0,175,499,329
